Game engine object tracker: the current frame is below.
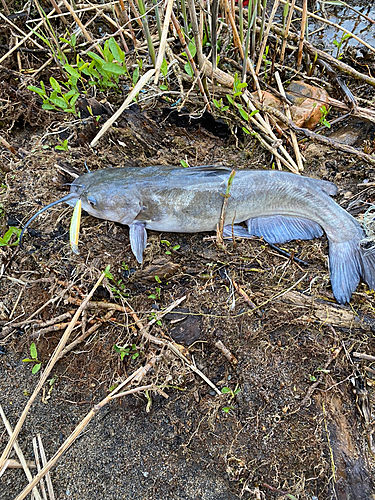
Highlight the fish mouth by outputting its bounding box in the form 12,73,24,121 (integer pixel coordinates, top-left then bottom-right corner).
19,192,80,249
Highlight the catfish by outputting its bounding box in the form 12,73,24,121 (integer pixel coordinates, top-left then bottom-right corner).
20,165,375,304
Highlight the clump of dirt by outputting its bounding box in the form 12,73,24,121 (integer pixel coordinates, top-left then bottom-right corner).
1,101,375,500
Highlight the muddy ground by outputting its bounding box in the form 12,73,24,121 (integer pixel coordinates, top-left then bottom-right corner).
1,81,375,500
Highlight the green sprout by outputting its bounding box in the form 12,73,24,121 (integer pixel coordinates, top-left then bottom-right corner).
22,343,42,374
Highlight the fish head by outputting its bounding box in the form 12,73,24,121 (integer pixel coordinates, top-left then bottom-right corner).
70,170,142,225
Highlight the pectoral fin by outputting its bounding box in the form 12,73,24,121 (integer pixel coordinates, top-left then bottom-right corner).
246,215,323,244
129,222,147,263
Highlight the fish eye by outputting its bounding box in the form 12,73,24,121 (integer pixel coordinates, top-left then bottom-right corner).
87,196,97,208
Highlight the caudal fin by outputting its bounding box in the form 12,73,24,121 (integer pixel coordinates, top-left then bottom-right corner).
360,240,375,293
328,233,375,304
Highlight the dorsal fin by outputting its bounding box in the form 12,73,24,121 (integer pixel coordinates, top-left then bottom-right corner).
176,165,232,176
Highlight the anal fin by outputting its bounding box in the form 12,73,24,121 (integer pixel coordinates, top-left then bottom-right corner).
129,222,147,263
223,225,254,239
246,215,323,244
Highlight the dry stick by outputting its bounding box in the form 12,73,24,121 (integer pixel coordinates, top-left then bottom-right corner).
186,0,207,65
0,135,17,155
220,0,245,61
49,0,68,25
232,279,261,315
0,11,53,63
59,0,104,58
216,169,236,246
279,0,375,55
274,71,304,171
242,90,299,173
353,352,375,362
0,0,10,14
215,340,238,365
2,459,36,470
259,101,375,165
270,22,375,89
90,68,156,147
0,12,45,50
12,365,146,500
279,0,295,65
255,0,280,75
170,12,211,110
296,0,307,71
0,273,106,472
57,310,114,360
154,0,174,84
36,435,55,500
0,405,43,500
13,297,186,500
32,438,48,500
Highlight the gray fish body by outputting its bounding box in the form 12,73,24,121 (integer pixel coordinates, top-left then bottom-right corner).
23,165,375,304
69,165,358,241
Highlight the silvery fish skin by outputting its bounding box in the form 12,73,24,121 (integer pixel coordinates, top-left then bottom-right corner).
22,165,375,304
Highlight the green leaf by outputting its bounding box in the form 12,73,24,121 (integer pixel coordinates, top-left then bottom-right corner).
188,41,196,58
238,107,249,121
160,58,168,77
173,245,180,251
108,37,125,63
184,62,194,77
49,77,61,93
50,97,68,109
42,103,56,110
87,51,106,65
103,40,113,62
221,387,231,394
32,363,41,374
180,159,189,168
30,342,37,359
226,95,234,105
64,64,80,78
159,84,168,91
249,109,259,117
27,85,46,97
22,358,34,363
64,88,77,99
102,62,126,75
104,265,113,280
70,93,79,107
132,67,139,85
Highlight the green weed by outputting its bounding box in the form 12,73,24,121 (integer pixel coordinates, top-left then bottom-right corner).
22,342,42,374
0,227,21,247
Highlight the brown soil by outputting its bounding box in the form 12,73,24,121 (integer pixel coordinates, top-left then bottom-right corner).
1,77,375,500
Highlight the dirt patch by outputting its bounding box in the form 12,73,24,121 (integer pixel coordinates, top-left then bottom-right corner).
1,93,375,500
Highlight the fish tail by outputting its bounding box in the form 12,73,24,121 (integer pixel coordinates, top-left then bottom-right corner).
328,237,362,304
359,240,375,294
328,232,375,304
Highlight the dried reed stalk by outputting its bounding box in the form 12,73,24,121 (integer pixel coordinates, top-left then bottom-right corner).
90,68,156,147
255,0,280,75
275,72,304,171
0,273,106,472
279,0,295,65
0,405,43,500
296,0,307,70
279,0,375,54
154,0,174,83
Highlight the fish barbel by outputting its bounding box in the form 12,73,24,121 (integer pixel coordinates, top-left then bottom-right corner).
20,165,375,304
